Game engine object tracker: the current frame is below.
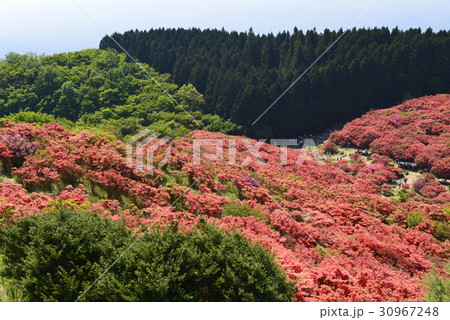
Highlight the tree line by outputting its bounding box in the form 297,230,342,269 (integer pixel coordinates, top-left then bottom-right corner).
100,27,450,138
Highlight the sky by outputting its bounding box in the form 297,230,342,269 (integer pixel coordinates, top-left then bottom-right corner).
0,0,449,58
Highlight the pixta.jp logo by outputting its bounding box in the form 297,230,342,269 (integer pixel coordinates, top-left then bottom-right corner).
126,129,324,175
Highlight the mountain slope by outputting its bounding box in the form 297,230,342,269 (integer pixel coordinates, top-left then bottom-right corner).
0,96,448,300
330,94,450,179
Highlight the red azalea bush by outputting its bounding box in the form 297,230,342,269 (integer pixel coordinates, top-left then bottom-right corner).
322,141,339,154
330,95,450,178
57,184,89,205
0,143,13,161
0,182,50,223
413,174,447,199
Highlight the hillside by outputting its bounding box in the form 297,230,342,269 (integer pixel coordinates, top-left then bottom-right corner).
0,50,240,139
100,27,450,138
330,94,450,179
0,95,448,301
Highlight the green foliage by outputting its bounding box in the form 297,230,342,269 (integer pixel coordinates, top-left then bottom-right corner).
55,81,78,120
175,83,205,110
0,49,241,140
396,189,411,203
202,114,241,134
432,222,450,242
0,111,74,128
1,111,55,124
406,212,424,228
444,206,450,215
221,202,267,220
0,210,294,301
93,221,295,301
0,255,23,301
424,263,450,302
0,208,132,301
316,247,327,257
145,119,190,138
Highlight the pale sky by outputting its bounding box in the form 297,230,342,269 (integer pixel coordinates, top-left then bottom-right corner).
0,0,449,58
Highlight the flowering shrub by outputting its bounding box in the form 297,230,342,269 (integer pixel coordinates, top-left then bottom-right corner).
0,143,13,160
330,95,450,178
413,174,447,199
322,141,339,154
0,182,50,223
184,191,231,216
57,185,89,205
0,134,38,158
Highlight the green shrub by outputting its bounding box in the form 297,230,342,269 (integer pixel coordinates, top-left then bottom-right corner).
0,210,294,301
424,263,450,302
221,202,267,220
432,222,450,242
93,221,295,301
0,209,132,301
406,212,424,228
396,189,411,203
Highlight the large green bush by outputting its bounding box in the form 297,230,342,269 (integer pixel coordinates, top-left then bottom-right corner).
91,220,294,301
0,209,132,301
0,210,295,301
